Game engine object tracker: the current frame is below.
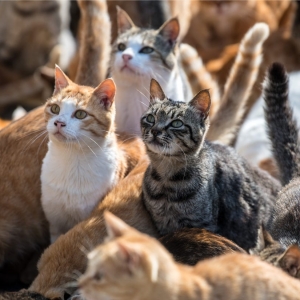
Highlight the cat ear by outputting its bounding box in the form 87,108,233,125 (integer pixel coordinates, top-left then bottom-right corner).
189,89,211,119
278,245,300,277
54,65,71,95
116,6,135,34
104,211,132,239
93,78,116,110
150,79,166,103
250,226,276,254
157,17,180,45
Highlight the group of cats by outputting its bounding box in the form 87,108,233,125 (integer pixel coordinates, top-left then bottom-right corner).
1,0,300,299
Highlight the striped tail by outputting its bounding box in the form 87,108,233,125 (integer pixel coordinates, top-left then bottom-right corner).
264,62,300,185
75,0,111,87
207,22,269,145
180,43,221,117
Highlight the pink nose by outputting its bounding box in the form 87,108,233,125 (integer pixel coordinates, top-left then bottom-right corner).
54,121,66,129
122,54,133,62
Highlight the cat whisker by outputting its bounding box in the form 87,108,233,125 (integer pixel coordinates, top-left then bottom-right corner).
21,130,47,153
78,132,104,152
79,137,98,157
16,128,46,141
36,133,48,156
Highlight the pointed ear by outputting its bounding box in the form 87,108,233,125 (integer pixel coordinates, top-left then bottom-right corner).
158,17,180,46
251,226,276,254
150,79,166,103
116,6,135,34
54,65,71,95
116,241,141,274
104,211,132,239
93,78,116,110
189,89,211,119
278,245,300,277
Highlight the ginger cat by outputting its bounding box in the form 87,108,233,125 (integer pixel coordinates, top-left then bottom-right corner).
79,212,300,300
41,66,143,243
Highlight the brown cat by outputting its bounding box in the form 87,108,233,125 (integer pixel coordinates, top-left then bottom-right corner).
79,212,300,300
0,0,121,283
183,0,296,63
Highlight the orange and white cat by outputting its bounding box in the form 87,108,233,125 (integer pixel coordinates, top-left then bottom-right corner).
79,212,300,300
41,66,141,243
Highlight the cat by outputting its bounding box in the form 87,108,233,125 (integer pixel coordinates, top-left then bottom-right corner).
110,7,192,135
182,0,295,63
30,158,157,299
141,78,280,251
0,0,118,282
41,66,145,243
251,62,300,278
159,228,245,266
79,211,300,300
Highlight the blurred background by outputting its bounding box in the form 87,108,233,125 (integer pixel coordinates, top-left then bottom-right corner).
0,0,300,122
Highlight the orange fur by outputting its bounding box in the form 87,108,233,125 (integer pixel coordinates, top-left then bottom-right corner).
29,158,156,299
0,119,11,130
79,213,300,300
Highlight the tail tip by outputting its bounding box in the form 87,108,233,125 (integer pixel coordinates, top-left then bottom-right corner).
268,62,287,84
244,22,270,46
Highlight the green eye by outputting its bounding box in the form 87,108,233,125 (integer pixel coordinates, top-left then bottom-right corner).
146,114,155,123
50,104,60,114
75,110,87,119
139,46,154,54
118,43,126,51
171,120,183,128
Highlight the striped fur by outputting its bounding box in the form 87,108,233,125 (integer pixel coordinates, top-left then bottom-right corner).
75,0,111,87
180,43,221,117
141,80,280,251
207,22,269,145
263,62,300,185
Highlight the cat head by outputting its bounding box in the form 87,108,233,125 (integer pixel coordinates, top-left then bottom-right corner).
110,7,180,86
141,79,211,156
251,227,300,279
44,66,116,146
79,212,176,300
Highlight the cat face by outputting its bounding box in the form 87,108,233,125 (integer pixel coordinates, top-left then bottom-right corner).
141,79,211,156
110,7,180,85
45,66,116,145
79,212,169,300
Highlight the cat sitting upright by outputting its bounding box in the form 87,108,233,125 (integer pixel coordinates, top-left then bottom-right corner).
79,212,300,300
141,79,280,251
41,65,144,243
111,7,192,135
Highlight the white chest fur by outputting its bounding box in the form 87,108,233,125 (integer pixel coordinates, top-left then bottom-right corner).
41,139,119,242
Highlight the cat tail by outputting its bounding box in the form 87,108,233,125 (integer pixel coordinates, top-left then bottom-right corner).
207,22,270,145
75,0,111,87
263,62,300,186
180,43,221,117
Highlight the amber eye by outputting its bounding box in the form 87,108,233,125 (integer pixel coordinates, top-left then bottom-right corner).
118,43,126,51
139,46,154,54
146,114,155,123
75,110,87,119
171,120,183,128
50,104,60,114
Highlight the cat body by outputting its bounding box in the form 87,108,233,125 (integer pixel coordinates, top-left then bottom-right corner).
111,8,192,135
79,212,300,300
142,80,280,250
252,63,300,278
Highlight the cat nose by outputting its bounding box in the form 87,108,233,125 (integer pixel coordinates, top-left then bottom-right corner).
122,54,133,62
152,129,162,137
54,121,66,128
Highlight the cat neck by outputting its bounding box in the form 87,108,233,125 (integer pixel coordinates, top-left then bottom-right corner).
114,65,186,135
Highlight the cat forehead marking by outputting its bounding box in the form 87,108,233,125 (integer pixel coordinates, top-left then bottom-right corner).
58,98,78,115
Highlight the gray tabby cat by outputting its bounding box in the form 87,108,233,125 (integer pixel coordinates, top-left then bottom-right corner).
110,7,192,135
253,62,300,278
141,79,280,251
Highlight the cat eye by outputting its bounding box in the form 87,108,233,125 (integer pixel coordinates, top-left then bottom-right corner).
146,114,155,123
75,110,87,119
118,43,126,51
50,104,60,114
171,120,183,128
139,47,154,54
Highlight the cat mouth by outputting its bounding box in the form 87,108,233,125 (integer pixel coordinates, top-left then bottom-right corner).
120,65,136,74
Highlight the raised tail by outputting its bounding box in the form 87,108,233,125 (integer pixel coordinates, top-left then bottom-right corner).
180,43,221,117
264,62,300,185
75,0,111,87
207,22,269,145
